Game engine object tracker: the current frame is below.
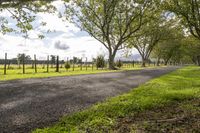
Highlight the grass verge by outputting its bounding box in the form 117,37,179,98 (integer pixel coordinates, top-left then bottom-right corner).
0,66,143,81
33,66,200,133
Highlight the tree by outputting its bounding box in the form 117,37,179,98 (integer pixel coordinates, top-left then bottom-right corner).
96,55,106,69
152,39,182,65
151,26,184,66
128,10,173,67
182,36,200,66
0,0,56,38
50,55,56,67
64,62,71,71
16,53,31,68
164,0,200,40
65,0,154,69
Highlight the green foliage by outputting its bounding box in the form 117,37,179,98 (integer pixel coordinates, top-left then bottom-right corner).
115,60,123,68
64,62,71,70
16,54,31,64
127,5,177,67
96,55,106,68
0,65,120,81
151,26,185,65
50,55,56,65
0,0,56,37
164,0,200,40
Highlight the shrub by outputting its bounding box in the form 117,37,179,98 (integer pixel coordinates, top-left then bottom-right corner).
65,62,71,71
96,55,106,68
116,60,123,68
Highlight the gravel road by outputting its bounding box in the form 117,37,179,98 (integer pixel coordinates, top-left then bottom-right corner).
0,67,180,133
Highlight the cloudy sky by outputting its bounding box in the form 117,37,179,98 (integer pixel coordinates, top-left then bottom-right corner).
0,1,138,61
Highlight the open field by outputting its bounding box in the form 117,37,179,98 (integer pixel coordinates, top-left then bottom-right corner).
0,66,178,133
0,63,159,81
33,66,200,133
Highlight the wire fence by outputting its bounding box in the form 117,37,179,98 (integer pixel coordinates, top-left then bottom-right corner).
0,53,160,75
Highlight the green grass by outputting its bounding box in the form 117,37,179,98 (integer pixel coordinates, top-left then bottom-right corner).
33,66,200,133
0,64,146,81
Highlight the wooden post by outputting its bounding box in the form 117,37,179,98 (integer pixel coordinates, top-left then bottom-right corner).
92,62,94,71
80,58,82,71
22,54,25,74
73,58,75,71
56,55,59,72
47,55,49,73
132,60,135,67
86,57,88,71
34,54,37,73
67,57,69,71
4,53,7,75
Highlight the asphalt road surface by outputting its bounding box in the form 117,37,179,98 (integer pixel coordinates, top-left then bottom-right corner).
0,67,180,133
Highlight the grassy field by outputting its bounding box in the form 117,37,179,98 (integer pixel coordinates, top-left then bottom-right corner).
33,66,200,133
0,63,150,81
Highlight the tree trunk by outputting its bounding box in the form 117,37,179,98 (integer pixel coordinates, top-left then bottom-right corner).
164,61,168,66
156,57,160,66
197,55,200,66
141,57,146,67
164,58,170,66
108,55,116,70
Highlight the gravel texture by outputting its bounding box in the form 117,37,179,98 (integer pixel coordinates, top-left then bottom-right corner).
0,67,180,133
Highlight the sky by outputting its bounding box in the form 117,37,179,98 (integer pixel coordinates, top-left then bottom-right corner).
0,1,139,61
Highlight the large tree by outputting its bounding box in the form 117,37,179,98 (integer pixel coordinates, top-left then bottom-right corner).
182,36,200,66
152,37,182,66
64,0,154,69
151,26,184,66
164,0,200,65
127,10,173,67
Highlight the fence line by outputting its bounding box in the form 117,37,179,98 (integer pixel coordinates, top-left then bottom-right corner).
0,53,163,75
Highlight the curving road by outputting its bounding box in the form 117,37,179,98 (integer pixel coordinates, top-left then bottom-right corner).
0,66,180,133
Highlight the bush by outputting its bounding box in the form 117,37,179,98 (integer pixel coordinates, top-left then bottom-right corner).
65,62,71,71
116,60,123,68
96,55,106,68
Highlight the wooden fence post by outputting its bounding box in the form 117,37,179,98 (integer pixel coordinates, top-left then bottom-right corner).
22,54,25,74
4,53,7,75
56,55,59,72
34,54,37,73
67,57,69,71
86,57,88,71
92,62,94,71
73,58,75,71
80,58,82,71
47,55,49,73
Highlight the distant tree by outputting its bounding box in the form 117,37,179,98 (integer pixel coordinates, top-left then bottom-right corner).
17,54,31,68
64,62,71,71
128,11,174,67
116,60,123,68
151,26,184,66
182,36,200,66
96,55,106,69
50,55,56,67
